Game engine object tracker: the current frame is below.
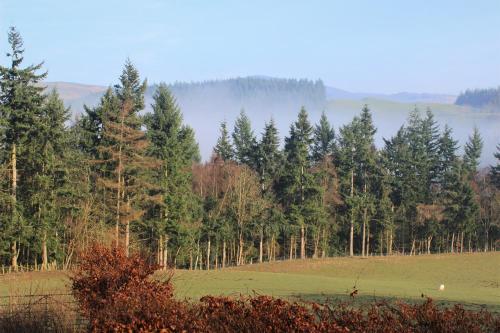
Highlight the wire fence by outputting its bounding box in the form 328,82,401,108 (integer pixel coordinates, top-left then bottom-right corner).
0,293,86,332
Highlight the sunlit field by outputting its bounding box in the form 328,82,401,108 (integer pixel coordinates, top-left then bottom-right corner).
1,252,498,311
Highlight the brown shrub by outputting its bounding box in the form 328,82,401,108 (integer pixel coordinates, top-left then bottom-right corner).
71,244,500,333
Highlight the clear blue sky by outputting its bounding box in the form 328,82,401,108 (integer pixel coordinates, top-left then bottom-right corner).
1,0,499,94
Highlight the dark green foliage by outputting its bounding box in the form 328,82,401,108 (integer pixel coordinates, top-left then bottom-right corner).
214,121,234,161
463,127,483,177
491,145,500,189
232,110,257,166
256,119,282,193
145,83,200,260
311,111,335,162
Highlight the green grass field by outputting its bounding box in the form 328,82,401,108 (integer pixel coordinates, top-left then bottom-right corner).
1,253,499,311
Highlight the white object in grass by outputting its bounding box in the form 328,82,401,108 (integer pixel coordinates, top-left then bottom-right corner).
439,284,445,291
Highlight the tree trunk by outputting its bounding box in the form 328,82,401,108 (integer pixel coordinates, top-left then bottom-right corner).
362,214,366,257
271,235,276,261
237,232,243,266
460,232,464,254
163,235,168,269
427,235,432,254
222,239,226,269
10,144,18,271
157,236,162,266
389,230,393,255
289,235,293,260
451,233,455,253
215,244,218,269
366,224,370,256
484,228,488,252
42,230,48,271
349,168,354,257
300,225,306,259
206,237,211,270
189,250,193,270
321,228,327,258
125,219,130,257
410,238,416,256
194,239,200,270
259,227,263,263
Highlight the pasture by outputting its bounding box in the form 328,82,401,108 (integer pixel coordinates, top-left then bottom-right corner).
1,252,498,311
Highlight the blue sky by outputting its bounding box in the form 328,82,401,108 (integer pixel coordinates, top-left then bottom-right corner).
1,0,499,94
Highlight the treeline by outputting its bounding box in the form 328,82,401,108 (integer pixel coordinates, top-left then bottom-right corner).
162,76,326,111
455,87,500,111
0,28,499,271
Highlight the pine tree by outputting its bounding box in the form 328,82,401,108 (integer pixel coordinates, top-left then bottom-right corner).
256,119,282,193
311,112,335,163
463,127,483,178
145,83,200,266
490,145,500,189
232,110,256,166
28,90,71,269
438,125,459,185
336,119,360,257
214,121,234,161
279,107,322,259
0,27,47,269
254,119,283,262
96,61,158,256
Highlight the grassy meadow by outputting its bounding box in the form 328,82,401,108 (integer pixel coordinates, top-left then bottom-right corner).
0,252,498,311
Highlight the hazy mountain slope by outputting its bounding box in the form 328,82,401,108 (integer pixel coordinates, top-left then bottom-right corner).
326,86,456,104
42,80,499,166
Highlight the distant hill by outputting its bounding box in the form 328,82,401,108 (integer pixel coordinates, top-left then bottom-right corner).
455,87,500,112
41,78,499,165
326,86,456,104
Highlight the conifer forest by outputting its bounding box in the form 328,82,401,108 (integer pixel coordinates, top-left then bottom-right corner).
1,27,499,272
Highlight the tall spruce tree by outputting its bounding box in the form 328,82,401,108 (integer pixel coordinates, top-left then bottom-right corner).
463,127,483,178
256,119,282,193
28,90,71,269
336,119,360,256
214,121,234,161
0,27,47,269
255,119,283,262
279,107,322,259
145,83,200,266
311,112,335,163
232,110,256,166
96,60,159,256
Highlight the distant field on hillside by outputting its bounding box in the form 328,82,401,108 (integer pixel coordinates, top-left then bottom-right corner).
0,253,498,311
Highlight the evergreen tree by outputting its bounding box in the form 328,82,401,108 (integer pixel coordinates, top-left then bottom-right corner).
145,83,200,266
214,121,234,161
437,125,459,185
490,145,500,189
336,119,360,257
279,107,322,259
311,112,335,162
95,61,158,256
27,90,71,269
256,119,282,193
232,110,256,166
0,27,47,269
463,127,483,177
